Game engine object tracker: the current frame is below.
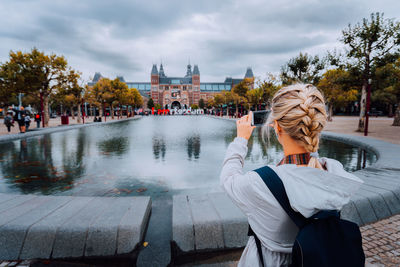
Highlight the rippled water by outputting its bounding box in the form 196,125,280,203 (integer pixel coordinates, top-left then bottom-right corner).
0,116,376,197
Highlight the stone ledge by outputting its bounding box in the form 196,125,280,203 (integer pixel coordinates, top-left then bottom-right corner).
172,131,400,255
0,194,151,260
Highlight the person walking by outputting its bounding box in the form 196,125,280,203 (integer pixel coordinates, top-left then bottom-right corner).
3,112,14,133
34,113,41,128
24,113,31,131
220,84,364,267
13,106,26,133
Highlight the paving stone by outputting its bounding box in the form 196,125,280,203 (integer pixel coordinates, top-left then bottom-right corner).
117,196,151,254
51,197,113,258
0,196,70,260
20,196,94,259
208,193,248,248
188,194,224,250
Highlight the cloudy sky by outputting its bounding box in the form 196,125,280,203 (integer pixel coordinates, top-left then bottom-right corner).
0,0,399,83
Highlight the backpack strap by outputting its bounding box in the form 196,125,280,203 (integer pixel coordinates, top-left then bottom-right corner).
253,166,307,228
248,166,307,267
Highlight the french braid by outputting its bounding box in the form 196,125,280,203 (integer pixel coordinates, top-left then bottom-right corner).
264,84,327,169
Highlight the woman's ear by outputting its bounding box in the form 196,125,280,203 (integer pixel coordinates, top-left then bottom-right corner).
274,120,281,133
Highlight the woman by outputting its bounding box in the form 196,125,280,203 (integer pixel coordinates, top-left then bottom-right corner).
220,84,364,267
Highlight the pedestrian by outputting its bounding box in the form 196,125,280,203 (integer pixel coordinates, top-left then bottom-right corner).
13,106,26,133
220,83,364,267
3,112,14,133
34,113,41,128
24,113,31,131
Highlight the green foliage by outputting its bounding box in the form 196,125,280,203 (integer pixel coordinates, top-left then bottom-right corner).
147,98,154,109
280,52,325,85
191,104,199,109
154,103,161,110
198,98,205,109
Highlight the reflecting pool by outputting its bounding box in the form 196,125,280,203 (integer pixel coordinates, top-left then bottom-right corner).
0,116,376,197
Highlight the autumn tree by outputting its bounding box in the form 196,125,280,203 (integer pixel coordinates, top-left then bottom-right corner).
280,52,325,85
91,77,114,117
318,69,358,121
340,12,400,131
0,48,74,126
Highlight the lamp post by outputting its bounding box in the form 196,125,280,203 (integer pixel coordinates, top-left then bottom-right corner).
40,89,44,128
364,78,372,136
103,99,106,122
81,89,85,124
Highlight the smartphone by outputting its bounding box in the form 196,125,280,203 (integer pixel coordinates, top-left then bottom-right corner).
251,110,269,126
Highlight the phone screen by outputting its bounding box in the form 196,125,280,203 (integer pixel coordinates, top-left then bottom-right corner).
252,111,269,126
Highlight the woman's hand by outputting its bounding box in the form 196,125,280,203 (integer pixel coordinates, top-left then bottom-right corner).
236,111,256,140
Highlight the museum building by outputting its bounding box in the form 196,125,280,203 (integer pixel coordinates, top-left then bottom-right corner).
89,64,254,109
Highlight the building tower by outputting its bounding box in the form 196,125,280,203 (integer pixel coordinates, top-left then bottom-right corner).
159,63,166,78
151,64,159,104
192,65,200,105
244,67,255,89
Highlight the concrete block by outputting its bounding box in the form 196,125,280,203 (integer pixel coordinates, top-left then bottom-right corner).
188,194,224,250
0,195,37,214
0,196,69,260
172,195,195,252
361,184,400,215
0,194,18,204
52,197,113,258
85,198,129,257
340,202,362,226
20,196,94,259
356,188,392,220
208,193,248,248
117,196,151,254
350,194,377,225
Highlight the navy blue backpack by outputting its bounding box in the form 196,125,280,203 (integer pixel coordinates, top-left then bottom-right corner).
248,166,365,267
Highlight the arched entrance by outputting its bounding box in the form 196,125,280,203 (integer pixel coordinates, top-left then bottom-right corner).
171,101,181,109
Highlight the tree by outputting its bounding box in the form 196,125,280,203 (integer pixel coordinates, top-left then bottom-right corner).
147,98,154,109
280,52,325,85
111,78,128,118
191,104,199,109
318,69,358,121
340,12,400,131
373,57,400,125
246,88,263,110
198,98,205,109
92,77,113,117
233,80,250,97
0,48,72,126
54,69,83,121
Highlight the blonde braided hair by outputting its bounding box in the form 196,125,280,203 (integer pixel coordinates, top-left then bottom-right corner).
264,83,327,169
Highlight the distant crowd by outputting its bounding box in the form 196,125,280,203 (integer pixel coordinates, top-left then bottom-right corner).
3,107,42,134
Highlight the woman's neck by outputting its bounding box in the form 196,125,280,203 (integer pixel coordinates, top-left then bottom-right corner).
280,133,308,156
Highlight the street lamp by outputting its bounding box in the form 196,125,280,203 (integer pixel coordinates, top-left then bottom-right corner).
364,78,372,136
103,99,106,122
81,89,85,124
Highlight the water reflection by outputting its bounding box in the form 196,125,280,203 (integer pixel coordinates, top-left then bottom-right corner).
0,117,377,197
187,135,201,160
152,136,166,160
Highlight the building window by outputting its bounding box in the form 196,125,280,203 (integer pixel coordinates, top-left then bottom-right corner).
183,86,187,91
165,86,169,90
189,86,192,90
